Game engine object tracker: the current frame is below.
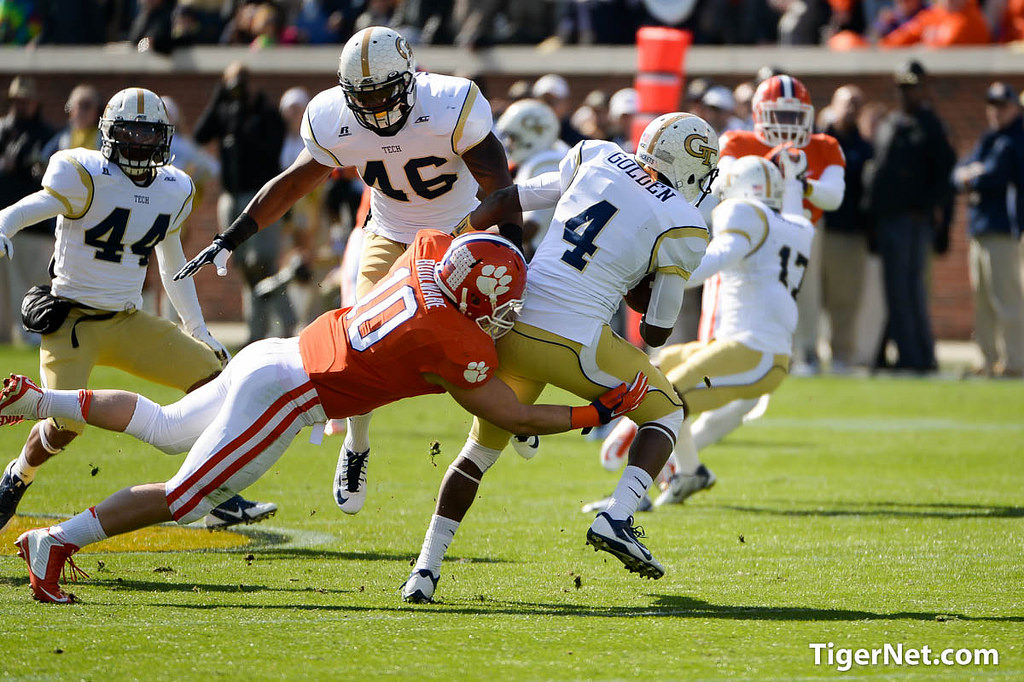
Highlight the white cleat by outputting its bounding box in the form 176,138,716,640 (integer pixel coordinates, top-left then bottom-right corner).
585,512,664,579
334,448,368,514
401,568,440,603
510,434,540,460
0,374,45,426
653,464,717,507
599,418,637,472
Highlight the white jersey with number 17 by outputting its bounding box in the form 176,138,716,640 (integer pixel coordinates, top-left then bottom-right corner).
519,139,709,345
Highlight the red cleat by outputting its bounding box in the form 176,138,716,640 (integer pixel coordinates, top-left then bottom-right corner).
0,374,44,427
15,528,88,604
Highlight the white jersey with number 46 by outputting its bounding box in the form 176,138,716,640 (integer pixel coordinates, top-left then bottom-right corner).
696,197,814,355
301,72,493,243
520,139,709,345
42,148,194,312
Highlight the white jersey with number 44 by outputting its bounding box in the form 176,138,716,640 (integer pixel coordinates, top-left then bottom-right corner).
520,139,709,345
42,148,194,312
697,197,814,355
301,72,493,244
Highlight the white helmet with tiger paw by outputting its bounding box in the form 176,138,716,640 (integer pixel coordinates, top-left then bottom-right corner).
719,155,784,210
635,112,719,205
338,26,417,135
100,87,174,178
496,98,559,166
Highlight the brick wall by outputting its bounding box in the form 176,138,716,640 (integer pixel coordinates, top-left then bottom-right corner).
18,69,1016,340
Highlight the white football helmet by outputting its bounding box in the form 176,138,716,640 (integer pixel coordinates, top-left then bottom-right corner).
100,87,173,178
635,112,719,205
495,99,559,166
719,155,783,210
337,26,417,135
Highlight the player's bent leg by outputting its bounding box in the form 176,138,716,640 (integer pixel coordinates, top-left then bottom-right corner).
691,397,763,450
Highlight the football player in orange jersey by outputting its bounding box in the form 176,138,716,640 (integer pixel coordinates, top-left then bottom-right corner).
2,231,648,604
715,74,846,374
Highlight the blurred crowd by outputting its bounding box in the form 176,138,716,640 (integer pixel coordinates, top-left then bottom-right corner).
1,0,1023,51
1,58,1023,377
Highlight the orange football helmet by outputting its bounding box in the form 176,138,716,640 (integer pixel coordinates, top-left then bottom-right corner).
434,233,527,339
752,75,814,148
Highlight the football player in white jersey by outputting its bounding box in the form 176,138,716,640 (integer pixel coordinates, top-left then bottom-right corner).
0,87,275,531
593,155,815,508
495,98,569,257
401,113,720,602
175,26,517,518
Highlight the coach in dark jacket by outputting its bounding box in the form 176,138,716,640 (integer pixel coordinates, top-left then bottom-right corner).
951,82,1024,377
194,62,293,344
865,61,956,373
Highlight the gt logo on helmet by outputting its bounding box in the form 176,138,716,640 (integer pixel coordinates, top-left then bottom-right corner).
683,133,716,167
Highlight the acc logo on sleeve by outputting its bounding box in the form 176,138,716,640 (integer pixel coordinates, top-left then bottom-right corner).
464,361,490,383
684,133,716,167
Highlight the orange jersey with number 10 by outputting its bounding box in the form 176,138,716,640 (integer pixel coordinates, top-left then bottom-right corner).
719,130,845,223
298,230,499,419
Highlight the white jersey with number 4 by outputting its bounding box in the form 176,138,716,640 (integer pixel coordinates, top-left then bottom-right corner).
520,139,709,345
301,72,493,244
42,148,194,312
695,197,814,355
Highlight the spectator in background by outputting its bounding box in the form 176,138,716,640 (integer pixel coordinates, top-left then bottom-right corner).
822,85,873,372
0,77,54,344
1001,0,1024,41
41,84,102,160
871,0,924,40
391,0,455,44
607,87,638,152
952,82,1024,378
248,2,283,48
129,0,175,54
35,0,105,44
865,61,956,373
733,81,756,130
701,85,746,135
879,0,990,46
193,61,292,344
354,0,397,34
284,0,351,44
571,89,610,140
532,73,584,146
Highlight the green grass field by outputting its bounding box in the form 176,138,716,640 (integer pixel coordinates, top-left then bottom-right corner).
0,344,1020,680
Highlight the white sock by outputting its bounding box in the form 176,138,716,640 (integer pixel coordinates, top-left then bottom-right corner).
605,465,653,521
414,514,460,575
691,398,758,450
344,412,373,453
37,388,92,423
51,506,107,548
672,419,701,475
10,450,39,484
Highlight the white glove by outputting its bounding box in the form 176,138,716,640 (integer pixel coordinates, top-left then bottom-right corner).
778,148,808,183
191,326,231,367
0,232,12,259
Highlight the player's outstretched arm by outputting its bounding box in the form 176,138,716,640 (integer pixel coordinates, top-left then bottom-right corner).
0,190,65,259
430,372,649,436
462,132,514,197
175,151,332,280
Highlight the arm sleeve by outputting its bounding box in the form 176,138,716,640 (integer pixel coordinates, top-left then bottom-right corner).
301,105,345,168
652,225,711,282
645,272,686,329
167,176,196,236
805,163,845,212
0,190,65,239
41,151,93,219
687,200,767,286
451,83,493,155
155,231,206,333
516,171,562,211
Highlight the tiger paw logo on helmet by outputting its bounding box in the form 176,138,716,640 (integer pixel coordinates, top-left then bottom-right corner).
464,361,490,383
476,265,512,298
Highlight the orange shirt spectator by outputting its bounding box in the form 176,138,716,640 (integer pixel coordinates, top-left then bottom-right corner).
880,0,991,46
1003,0,1024,41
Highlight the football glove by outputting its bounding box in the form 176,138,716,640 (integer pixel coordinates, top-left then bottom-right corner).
191,325,231,367
570,371,649,433
0,232,12,259
769,143,808,186
175,238,231,280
